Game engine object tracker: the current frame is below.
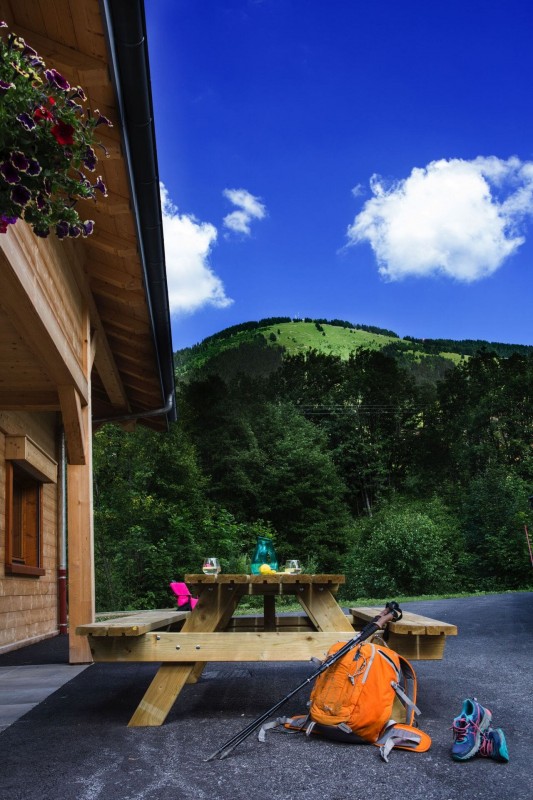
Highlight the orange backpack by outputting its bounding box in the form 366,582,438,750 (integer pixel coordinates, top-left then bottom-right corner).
262,640,431,761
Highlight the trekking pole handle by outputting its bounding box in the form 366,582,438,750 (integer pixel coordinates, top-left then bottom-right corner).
385,600,402,622
369,601,402,631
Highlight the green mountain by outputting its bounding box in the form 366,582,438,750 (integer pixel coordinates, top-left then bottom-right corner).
174,317,533,383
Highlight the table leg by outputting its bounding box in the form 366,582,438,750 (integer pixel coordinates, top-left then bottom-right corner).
128,581,245,726
298,585,354,633
128,663,195,726
263,594,276,631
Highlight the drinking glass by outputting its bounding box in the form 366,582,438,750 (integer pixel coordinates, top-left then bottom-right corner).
284,559,302,574
202,557,221,575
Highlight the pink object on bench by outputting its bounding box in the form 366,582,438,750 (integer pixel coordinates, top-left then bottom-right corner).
169,581,198,610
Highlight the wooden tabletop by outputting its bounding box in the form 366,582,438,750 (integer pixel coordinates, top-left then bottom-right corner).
185,573,345,584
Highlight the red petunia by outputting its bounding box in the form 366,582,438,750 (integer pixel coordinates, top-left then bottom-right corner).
34,105,54,122
51,121,75,146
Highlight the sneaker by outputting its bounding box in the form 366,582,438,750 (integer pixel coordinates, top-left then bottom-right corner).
451,698,492,761
478,728,509,762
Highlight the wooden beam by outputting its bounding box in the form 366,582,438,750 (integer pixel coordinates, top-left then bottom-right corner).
86,230,138,258
0,226,89,404
88,260,144,292
88,631,351,663
58,385,86,466
0,391,59,410
87,192,131,217
65,243,130,412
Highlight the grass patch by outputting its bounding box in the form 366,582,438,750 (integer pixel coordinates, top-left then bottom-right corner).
233,588,532,615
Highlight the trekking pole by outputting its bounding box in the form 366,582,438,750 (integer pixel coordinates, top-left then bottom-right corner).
206,600,403,761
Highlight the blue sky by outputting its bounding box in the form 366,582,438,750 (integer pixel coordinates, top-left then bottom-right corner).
145,0,533,351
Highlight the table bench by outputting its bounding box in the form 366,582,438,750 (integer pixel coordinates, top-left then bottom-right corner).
76,584,458,727
76,609,190,637
350,606,457,660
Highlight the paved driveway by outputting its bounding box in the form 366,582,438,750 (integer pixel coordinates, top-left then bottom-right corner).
0,593,531,800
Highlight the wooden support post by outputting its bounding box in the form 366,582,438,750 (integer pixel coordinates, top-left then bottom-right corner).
67,310,94,664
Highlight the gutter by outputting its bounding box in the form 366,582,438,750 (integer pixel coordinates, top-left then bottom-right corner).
99,0,177,424
93,392,174,426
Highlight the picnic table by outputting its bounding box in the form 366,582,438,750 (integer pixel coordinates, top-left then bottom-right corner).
76,574,457,727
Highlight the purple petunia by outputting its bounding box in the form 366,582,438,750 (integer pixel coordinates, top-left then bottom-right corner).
22,43,38,58
95,176,107,196
83,146,97,171
93,110,112,127
1,214,18,224
81,219,94,237
33,226,50,238
27,158,41,176
1,161,20,184
0,213,18,233
66,99,83,113
0,79,14,93
11,184,32,207
45,68,70,91
36,193,47,210
70,86,87,102
11,151,30,172
68,224,81,238
55,221,70,239
17,112,36,131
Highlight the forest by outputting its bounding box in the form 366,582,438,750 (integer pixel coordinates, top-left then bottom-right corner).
93,322,533,611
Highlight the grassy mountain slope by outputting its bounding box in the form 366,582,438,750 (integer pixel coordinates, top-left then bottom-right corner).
175,318,532,381
175,318,468,377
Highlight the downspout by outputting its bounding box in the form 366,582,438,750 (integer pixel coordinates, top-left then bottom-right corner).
57,430,68,635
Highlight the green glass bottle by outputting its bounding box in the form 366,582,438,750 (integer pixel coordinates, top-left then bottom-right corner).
250,535,278,574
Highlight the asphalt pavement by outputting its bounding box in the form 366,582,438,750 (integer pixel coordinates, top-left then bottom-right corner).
0,593,530,800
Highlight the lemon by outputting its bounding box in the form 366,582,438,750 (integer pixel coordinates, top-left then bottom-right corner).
259,563,272,574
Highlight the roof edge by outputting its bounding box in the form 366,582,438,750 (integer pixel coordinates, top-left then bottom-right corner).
99,0,177,424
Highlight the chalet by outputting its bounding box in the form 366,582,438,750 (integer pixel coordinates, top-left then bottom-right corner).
0,0,176,663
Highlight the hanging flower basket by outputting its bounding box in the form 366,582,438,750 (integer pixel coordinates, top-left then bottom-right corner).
0,20,112,239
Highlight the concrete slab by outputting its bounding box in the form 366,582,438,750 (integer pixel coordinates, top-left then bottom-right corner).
0,664,89,732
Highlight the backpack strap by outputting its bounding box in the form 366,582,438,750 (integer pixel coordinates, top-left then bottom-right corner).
376,722,432,762
258,715,309,742
395,654,420,725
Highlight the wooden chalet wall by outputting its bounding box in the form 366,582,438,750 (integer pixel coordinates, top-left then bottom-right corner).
0,412,59,652
0,222,94,659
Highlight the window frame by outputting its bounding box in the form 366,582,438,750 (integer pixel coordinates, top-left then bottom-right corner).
5,461,45,577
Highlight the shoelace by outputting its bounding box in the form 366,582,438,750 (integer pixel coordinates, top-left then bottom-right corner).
452,716,480,743
477,733,493,757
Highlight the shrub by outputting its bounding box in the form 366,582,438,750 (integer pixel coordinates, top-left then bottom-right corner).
343,497,461,598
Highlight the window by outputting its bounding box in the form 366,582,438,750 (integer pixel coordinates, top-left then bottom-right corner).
5,462,45,576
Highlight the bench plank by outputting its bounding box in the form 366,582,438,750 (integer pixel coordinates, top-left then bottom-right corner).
76,609,189,637
350,607,458,636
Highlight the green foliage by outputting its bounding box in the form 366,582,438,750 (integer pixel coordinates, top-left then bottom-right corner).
458,466,533,590
343,498,461,598
93,328,533,612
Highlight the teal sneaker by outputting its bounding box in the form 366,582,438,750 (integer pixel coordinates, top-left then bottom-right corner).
451,698,492,761
478,728,509,763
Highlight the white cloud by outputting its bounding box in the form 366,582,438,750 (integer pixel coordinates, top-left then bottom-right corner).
347,156,533,282
223,187,266,235
160,184,233,314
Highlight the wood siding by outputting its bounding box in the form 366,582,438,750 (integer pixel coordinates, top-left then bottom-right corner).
0,411,59,652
